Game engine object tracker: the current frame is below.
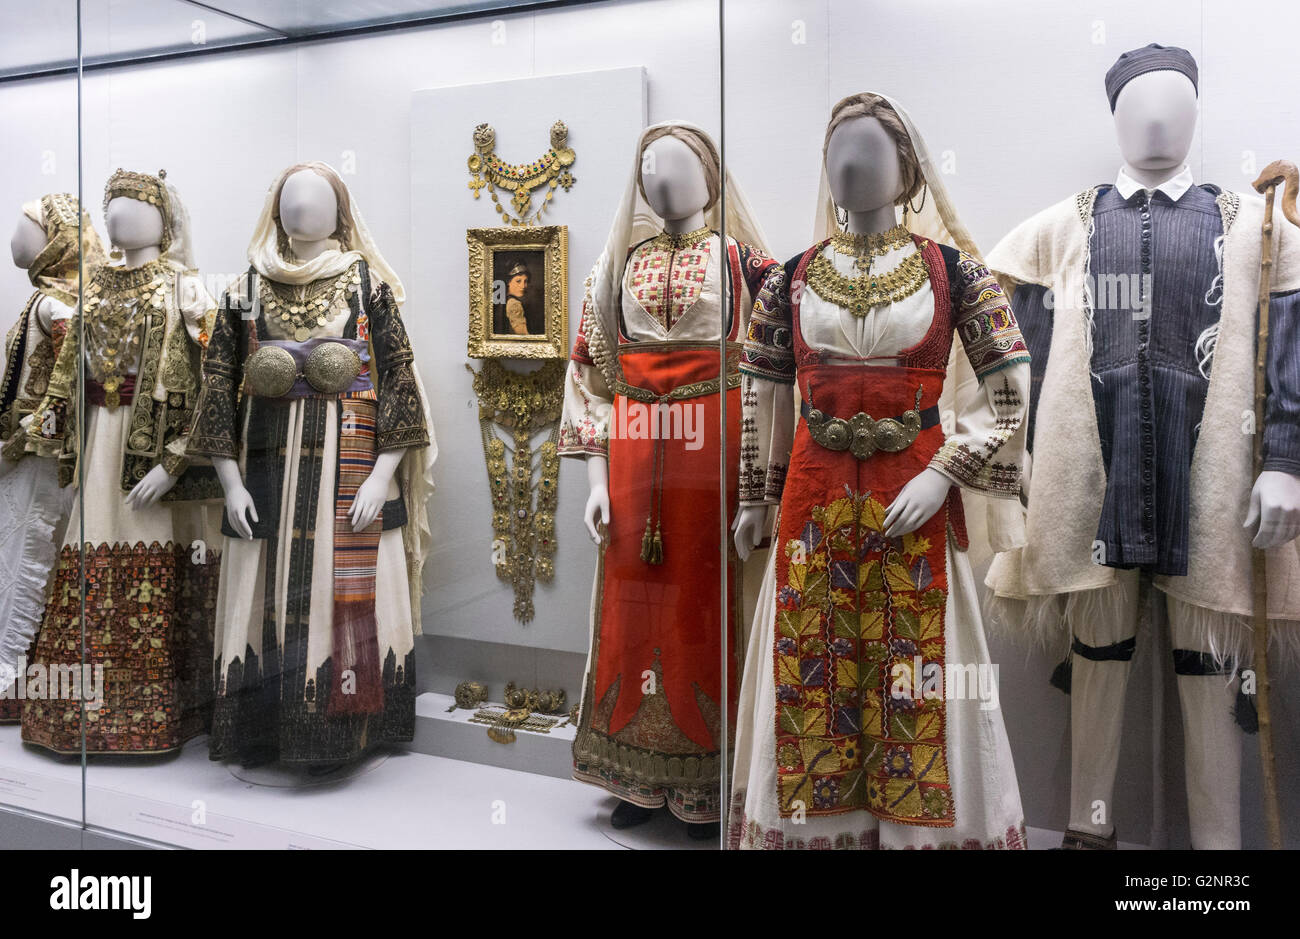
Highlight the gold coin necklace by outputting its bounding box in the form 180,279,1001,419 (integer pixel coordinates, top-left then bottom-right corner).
260,263,361,341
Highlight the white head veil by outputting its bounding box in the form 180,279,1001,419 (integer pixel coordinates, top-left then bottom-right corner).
162,179,198,269
580,120,772,387
814,93,980,256
247,161,405,302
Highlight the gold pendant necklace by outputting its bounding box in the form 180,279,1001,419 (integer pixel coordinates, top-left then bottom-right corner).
260,263,361,342
468,359,566,623
467,120,577,227
807,231,929,316
84,259,170,409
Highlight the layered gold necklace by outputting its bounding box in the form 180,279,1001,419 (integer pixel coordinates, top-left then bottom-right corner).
468,359,566,623
82,258,171,408
467,121,577,227
260,263,361,342
649,225,712,252
806,223,928,315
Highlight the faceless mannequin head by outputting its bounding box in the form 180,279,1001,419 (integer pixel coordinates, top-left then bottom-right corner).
10,212,45,269
106,196,165,251
639,135,711,222
1113,70,1198,173
278,168,340,243
825,116,907,213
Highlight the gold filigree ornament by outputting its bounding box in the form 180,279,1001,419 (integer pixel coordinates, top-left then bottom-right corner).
467,120,577,227
467,359,566,624
259,262,360,342
807,231,929,315
83,258,172,410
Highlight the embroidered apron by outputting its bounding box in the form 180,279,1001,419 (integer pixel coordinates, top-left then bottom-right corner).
772,236,962,827
574,240,747,801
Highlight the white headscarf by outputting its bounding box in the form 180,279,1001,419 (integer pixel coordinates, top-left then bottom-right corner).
814,93,980,256
580,121,771,387
247,161,405,302
162,178,198,269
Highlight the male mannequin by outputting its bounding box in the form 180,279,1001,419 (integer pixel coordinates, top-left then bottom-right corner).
734,115,950,559
215,168,400,539
986,44,1300,849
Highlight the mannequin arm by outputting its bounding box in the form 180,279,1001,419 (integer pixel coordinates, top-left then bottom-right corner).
213,455,257,539
124,464,178,509
882,468,952,537
583,454,610,543
349,448,403,532
733,504,767,561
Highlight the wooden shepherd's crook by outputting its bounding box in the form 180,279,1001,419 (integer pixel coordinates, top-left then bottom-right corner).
1249,159,1298,850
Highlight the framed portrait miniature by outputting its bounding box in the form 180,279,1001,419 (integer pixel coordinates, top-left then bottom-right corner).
467,225,569,359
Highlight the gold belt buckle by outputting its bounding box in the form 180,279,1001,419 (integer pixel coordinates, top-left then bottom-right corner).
806,397,924,460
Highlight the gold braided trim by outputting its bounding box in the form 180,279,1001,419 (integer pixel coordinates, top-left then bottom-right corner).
573,723,720,790
831,222,911,258
806,244,928,314
614,373,739,403
648,225,712,252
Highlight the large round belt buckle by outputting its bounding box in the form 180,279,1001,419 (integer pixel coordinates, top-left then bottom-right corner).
849,412,877,460
245,346,298,398
874,417,909,452
822,417,851,450
303,342,362,395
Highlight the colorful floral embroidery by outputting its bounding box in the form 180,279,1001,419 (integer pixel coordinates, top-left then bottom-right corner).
626,236,711,332
952,252,1030,380
774,488,954,827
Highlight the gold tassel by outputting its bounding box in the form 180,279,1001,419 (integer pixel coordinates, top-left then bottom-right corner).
640,517,655,563
647,524,664,565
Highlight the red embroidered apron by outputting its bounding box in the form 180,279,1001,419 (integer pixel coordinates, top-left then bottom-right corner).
772,236,965,828
573,243,747,815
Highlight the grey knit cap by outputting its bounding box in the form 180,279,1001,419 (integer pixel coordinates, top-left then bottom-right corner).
1105,43,1198,112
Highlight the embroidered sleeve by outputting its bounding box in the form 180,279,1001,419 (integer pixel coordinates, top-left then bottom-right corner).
951,251,1031,381
27,306,79,459
558,358,612,458
741,372,794,504
740,265,795,384
1264,287,1300,475
738,242,778,300
186,292,243,460
370,281,429,452
571,297,596,366
929,363,1030,499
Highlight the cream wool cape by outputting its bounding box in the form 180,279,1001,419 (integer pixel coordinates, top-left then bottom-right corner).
986,187,1300,659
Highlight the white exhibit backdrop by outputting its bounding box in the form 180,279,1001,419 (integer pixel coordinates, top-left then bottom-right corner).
0,0,1296,846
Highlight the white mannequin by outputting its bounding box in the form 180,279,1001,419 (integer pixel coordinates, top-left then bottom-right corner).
734,116,952,560
215,168,399,539
102,196,175,509
580,136,711,544
1112,71,1300,549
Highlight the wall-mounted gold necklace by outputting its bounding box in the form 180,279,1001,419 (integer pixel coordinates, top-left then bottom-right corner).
467,121,577,227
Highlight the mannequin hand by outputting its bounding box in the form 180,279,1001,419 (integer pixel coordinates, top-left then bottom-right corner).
125,464,178,510
1244,470,1300,549
584,483,610,544
349,473,389,532
224,484,259,539
733,505,767,561
883,468,951,538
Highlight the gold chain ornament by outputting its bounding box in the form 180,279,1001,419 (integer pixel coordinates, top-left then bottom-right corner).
467,120,577,227
468,359,566,623
806,230,929,316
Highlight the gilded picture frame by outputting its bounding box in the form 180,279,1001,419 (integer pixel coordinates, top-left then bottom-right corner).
467,225,569,359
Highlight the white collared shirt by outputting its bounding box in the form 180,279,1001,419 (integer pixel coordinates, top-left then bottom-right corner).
1115,164,1194,202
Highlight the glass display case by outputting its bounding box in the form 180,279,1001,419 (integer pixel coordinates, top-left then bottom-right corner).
0,0,1297,854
